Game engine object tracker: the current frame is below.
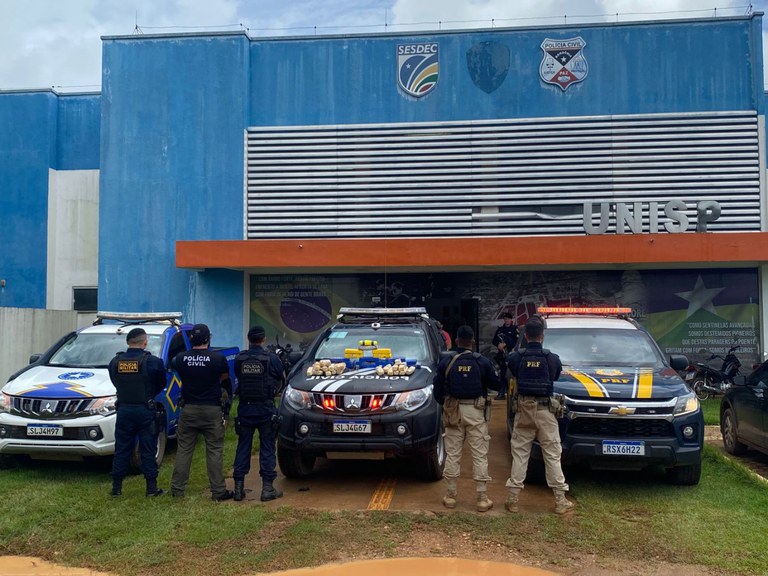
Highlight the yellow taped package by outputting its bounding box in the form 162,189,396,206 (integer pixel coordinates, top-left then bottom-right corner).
358,339,378,349
372,348,392,358
345,348,364,358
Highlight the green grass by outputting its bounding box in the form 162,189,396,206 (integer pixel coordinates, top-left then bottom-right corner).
2,434,768,575
700,397,721,425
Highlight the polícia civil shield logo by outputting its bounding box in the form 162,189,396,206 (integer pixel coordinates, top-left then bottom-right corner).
397,43,439,97
539,37,588,91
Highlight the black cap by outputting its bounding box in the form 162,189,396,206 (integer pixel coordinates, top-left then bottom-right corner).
190,323,211,345
501,312,514,319
456,325,474,341
247,325,266,342
126,327,147,343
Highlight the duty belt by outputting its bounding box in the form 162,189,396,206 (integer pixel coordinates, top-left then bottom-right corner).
519,395,550,406
457,399,479,404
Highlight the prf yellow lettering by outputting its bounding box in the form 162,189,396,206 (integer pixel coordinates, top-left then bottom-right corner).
526,361,541,368
600,378,629,383
458,366,472,372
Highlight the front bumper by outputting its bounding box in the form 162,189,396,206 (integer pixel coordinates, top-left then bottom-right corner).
0,412,116,458
277,399,441,457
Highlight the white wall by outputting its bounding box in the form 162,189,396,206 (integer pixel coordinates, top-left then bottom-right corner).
0,308,94,385
46,168,99,310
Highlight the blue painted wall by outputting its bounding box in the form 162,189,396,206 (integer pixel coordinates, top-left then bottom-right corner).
250,16,764,125
0,91,100,309
95,15,764,345
99,34,250,346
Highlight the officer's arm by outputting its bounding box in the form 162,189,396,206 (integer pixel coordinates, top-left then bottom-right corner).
150,356,167,394
507,352,520,377
550,355,563,381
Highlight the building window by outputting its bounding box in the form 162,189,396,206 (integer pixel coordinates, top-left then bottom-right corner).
73,287,97,312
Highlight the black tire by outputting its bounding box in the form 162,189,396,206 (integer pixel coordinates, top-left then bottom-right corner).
691,378,712,401
0,454,19,469
721,407,748,456
129,429,168,473
416,431,446,481
277,445,316,478
667,458,702,485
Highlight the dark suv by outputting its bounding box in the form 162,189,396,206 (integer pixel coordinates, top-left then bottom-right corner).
277,307,447,481
508,307,703,485
720,359,768,457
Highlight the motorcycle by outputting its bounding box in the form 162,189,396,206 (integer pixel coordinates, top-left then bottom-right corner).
682,345,742,400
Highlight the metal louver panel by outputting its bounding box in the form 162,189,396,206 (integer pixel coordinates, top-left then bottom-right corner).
246,111,761,238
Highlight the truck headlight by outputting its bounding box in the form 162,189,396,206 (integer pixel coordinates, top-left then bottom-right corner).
0,391,12,413
284,386,312,410
673,392,699,417
394,384,432,412
90,396,118,416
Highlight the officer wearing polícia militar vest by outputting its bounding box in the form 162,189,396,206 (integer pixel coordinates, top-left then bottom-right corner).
232,325,286,502
108,327,167,497
433,325,497,512
505,316,574,515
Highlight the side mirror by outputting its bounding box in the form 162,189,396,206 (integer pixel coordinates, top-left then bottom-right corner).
669,354,689,371
29,353,42,364
731,374,747,387
287,350,304,365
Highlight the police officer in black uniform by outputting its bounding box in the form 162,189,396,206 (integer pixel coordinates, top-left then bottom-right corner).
232,325,286,502
492,312,519,400
108,327,167,497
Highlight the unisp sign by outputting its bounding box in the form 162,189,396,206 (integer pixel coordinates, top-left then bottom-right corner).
583,200,722,234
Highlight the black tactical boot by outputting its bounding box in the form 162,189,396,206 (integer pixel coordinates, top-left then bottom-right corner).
145,478,166,497
234,479,246,501
260,480,283,502
111,479,122,497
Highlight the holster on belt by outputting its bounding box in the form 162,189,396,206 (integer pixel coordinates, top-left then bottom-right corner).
549,394,565,418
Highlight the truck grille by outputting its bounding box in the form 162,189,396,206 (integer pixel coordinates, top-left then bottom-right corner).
569,417,674,437
10,397,97,419
312,393,398,414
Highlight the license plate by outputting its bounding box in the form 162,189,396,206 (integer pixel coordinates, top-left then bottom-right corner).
684,372,694,381
27,423,63,437
602,440,644,455
333,420,371,433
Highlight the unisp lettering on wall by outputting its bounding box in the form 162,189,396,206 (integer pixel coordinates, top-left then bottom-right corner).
583,200,722,234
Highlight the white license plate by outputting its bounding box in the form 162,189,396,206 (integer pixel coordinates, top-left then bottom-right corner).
684,372,694,381
602,440,644,455
27,423,63,437
333,420,371,433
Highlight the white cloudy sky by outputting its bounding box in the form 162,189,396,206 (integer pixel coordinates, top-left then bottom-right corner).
0,0,763,91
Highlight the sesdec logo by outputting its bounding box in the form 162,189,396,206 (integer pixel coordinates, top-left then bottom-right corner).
397,43,439,97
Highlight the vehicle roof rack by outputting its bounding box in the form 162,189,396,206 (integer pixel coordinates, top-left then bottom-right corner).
93,311,184,326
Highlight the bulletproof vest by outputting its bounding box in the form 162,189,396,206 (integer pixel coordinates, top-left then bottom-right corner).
446,351,484,399
515,348,553,397
112,352,153,404
237,349,278,402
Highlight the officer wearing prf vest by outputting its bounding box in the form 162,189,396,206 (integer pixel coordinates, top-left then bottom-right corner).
505,317,574,514
232,325,286,502
108,327,167,497
433,325,497,512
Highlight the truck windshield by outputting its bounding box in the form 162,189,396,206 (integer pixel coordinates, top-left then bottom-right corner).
543,328,664,367
314,327,430,363
49,332,164,368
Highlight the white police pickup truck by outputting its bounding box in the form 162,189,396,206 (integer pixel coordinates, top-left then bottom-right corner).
0,312,238,468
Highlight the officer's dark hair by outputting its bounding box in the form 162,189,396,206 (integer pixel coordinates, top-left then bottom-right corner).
126,327,147,345
247,325,266,344
524,318,544,339
501,312,514,320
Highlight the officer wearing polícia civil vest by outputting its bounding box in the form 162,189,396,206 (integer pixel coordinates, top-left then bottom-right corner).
231,325,286,502
433,324,496,512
